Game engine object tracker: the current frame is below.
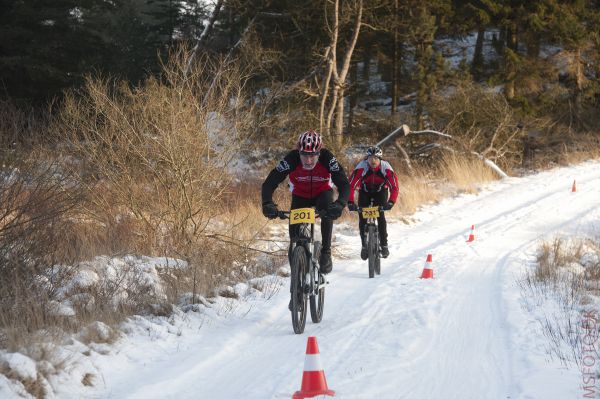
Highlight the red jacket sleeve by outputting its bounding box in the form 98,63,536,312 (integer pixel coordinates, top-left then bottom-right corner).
348,166,364,203
385,168,400,203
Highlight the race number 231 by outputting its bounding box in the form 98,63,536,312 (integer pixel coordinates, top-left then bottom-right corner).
362,206,380,219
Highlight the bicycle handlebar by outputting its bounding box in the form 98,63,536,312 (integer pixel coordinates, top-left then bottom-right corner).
350,206,385,212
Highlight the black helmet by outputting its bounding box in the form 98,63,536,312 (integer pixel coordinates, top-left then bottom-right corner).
366,146,383,159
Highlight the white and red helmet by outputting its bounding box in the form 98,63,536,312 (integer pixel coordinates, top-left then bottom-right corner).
297,130,322,154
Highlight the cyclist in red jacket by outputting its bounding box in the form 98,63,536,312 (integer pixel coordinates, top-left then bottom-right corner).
261,130,350,274
347,146,399,259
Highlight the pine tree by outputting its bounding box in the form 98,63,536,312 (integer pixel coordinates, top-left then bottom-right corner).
405,1,452,128
547,0,599,117
0,0,192,102
453,0,494,79
0,0,107,101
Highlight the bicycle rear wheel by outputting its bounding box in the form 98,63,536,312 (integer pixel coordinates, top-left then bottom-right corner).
291,245,308,334
309,241,325,323
368,225,377,278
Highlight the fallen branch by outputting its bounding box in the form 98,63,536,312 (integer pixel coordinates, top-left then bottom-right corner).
377,125,509,179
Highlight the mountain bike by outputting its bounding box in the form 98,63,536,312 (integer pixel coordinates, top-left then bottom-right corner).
278,208,327,334
351,201,385,278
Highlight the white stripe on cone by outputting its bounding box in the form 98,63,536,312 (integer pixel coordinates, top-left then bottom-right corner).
303,354,323,372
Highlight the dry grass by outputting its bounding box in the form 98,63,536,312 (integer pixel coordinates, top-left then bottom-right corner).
389,153,497,216
522,125,600,170
554,133,600,167
440,154,499,194
519,235,600,368
534,238,583,283
394,172,442,215
81,373,95,387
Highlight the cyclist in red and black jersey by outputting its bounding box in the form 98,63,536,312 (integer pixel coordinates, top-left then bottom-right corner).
261,130,350,274
347,146,399,259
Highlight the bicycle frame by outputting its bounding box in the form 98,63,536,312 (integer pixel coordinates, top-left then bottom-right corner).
278,209,327,333
351,200,385,277
352,200,384,242
294,222,324,294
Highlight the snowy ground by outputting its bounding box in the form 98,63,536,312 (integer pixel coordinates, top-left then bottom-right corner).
3,160,600,399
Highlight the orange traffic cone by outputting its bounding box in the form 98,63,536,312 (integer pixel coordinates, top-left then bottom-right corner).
420,254,434,279
572,180,577,193
293,337,335,399
467,225,475,243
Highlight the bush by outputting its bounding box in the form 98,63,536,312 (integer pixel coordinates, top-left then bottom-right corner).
0,154,80,347
54,49,269,302
427,81,526,170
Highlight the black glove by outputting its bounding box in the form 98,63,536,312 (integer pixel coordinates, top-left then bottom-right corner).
383,201,394,211
262,201,279,219
347,202,358,212
325,200,344,220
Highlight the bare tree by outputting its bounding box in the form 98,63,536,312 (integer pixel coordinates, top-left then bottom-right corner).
319,0,363,147
185,0,224,77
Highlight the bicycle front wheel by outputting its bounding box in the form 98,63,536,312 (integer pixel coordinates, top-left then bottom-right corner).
291,245,308,334
375,252,381,275
368,225,377,278
375,232,381,275
310,241,325,323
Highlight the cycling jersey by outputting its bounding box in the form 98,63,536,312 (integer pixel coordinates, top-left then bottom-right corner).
262,149,350,203
348,159,399,203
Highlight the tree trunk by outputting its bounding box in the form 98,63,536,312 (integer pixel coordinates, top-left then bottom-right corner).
362,45,371,83
504,24,518,100
334,86,345,144
471,26,485,79
348,61,358,134
574,47,584,116
499,27,506,48
185,0,224,77
391,0,399,114
318,0,364,144
414,41,428,129
319,46,334,133
333,0,363,146
526,33,540,58
228,6,234,47
506,25,517,51
322,0,340,136
504,79,515,100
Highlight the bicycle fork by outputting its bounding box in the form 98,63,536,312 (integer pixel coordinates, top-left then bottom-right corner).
305,244,327,295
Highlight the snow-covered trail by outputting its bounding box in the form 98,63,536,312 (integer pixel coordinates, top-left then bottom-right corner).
96,161,600,399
